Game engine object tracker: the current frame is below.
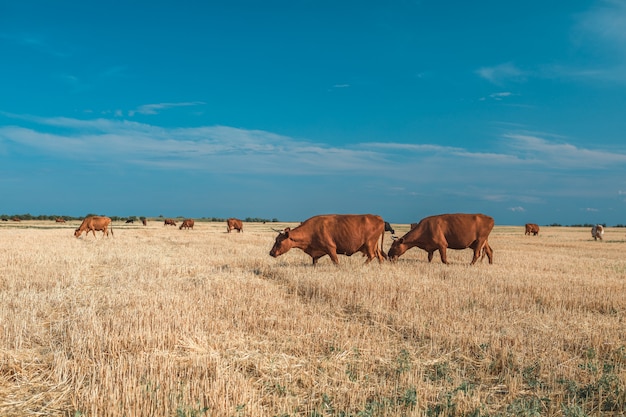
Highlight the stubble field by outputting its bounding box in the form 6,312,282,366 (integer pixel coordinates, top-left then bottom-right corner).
0,220,624,416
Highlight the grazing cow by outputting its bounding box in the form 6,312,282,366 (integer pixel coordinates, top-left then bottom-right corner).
12,217,20,222
55,218,66,223
384,221,395,235
179,219,195,230
591,225,604,241
1,218,7,221
270,214,386,265
164,218,177,226
388,213,494,265
525,223,540,236
142,218,147,226
74,216,113,238
125,219,134,224
226,218,243,233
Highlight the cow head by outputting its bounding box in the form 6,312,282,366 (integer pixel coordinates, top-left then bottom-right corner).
74,228,82,238
269,227,293,258
387,237,408,261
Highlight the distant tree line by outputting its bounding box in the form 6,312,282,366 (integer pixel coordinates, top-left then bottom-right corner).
2,214,623,226
1,213,281,223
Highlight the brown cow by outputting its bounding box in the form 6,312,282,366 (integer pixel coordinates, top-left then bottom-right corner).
179,219,195,230
525,223,540,236
164,218,177,226
591,224,604,241
388,213,494,265
55,218,66,223
142,218,147,226
74,216,113,238
226,218,243,233
269,214,386,265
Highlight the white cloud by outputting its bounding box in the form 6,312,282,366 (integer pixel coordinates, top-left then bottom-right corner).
489,92,512,100
476,63,526,85
133,101,206,115
508,206,526,212
1,114,625,208
502,133,626,168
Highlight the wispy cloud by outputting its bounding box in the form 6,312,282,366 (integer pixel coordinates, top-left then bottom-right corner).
476,63,526,85
130,101,206,116
1,114,625,210
575,0,626,47
0,32,69,57
502,133,626,168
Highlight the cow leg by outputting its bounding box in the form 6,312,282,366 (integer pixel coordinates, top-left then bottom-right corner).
326,248,340,264
438,247,448,264
483,243,493,264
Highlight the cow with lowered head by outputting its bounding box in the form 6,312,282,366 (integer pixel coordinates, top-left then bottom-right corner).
388,213,494,265
270,214,386,265
75,216,113,238
226,218,243,233
525,223,540,236
179,219,195,230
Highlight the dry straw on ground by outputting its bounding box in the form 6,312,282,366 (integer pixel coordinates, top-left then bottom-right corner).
0,220,624,416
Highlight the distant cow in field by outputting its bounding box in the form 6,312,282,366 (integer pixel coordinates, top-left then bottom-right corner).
164,219,176,226
179,219,194,230
55,218,66,223
1,218,7,221
388,213,494,265
525,223,540,236
142,218,147,226
270,214,386,265
74,216,113,238
125,219,134,224
384,221,395,235
592,225,604,241
226,218,243,233
12,217,20,222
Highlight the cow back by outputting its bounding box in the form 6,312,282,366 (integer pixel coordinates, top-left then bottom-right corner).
409,213,493,249
293,214,384,254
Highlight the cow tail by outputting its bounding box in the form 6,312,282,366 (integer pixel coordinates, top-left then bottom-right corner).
380,228,387,260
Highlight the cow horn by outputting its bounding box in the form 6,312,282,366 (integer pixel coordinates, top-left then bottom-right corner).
391,235,398,240
271,227,284,233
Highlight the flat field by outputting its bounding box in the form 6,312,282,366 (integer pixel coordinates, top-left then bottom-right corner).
0,220,624,416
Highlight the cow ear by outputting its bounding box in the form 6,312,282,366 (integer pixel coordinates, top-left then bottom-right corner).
283,227,291,236
397,238,404,244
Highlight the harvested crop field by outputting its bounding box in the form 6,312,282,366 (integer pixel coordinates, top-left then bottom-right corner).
1,221,624,416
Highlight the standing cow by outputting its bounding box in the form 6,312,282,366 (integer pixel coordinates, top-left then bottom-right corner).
164,218,177,226
270,214,386,265
179,219,195,230
388,213,494,265
226,218,243,233
74,216,113,238
525,223,540,236
591,225,604,241
384,221,395,235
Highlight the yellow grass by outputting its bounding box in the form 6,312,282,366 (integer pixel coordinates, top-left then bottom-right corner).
0,220,624,416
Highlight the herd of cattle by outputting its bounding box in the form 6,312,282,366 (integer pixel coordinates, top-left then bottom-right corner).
67,212,607,266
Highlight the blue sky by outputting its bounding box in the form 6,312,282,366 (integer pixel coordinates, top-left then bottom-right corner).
1,1,626,225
